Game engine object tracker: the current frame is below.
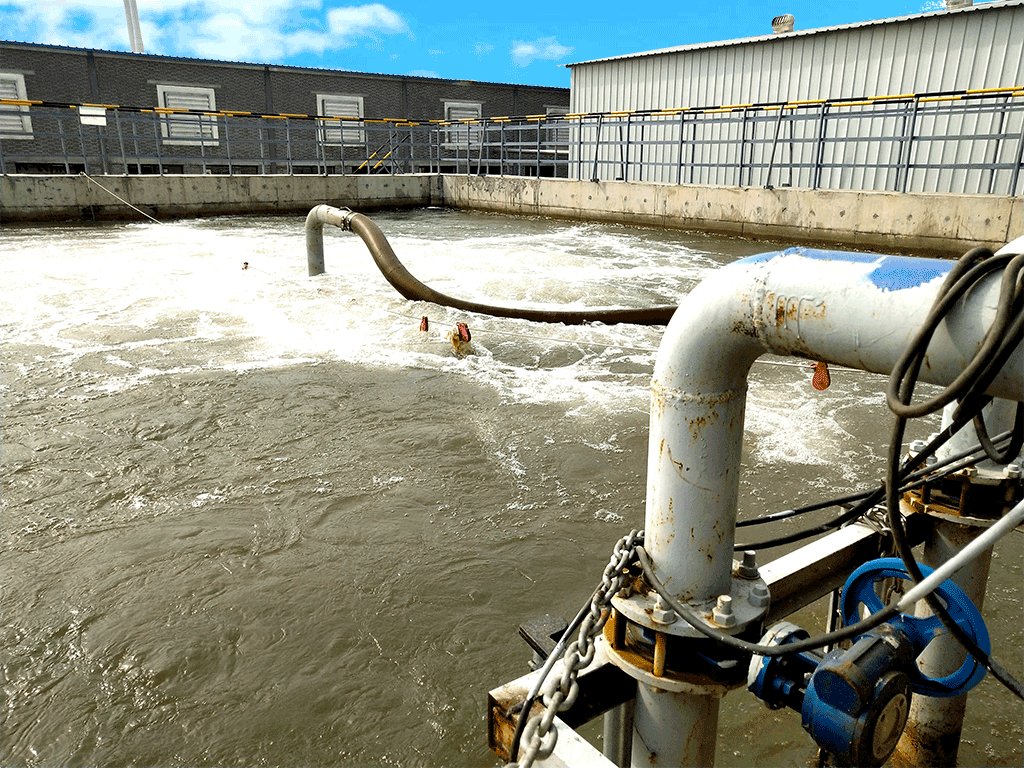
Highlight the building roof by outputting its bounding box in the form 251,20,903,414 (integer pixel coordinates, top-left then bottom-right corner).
0,39,568,92
566,0,1022,67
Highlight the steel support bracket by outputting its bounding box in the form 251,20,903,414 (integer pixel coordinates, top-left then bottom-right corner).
487,641,636,763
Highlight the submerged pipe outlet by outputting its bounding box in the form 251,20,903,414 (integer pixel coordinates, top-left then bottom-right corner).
305,204,677,325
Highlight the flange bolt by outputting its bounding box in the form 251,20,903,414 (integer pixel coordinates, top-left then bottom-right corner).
738,550,759,579
713,594,736,628
652,595,677,625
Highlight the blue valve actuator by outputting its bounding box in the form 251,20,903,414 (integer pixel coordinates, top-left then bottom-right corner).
748,558,990,766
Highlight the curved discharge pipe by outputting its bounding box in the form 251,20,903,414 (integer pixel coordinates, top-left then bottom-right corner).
305,205,677,325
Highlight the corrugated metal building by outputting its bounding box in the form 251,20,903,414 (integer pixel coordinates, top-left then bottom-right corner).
566,0,1024,192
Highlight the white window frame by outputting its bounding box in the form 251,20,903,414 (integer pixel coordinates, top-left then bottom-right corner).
156,84,218,145
317,94,364,145
443,101,482,148
0,73,33,139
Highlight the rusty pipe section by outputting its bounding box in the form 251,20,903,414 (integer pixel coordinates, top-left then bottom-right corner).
305,204,677,325
638,248,1021,766
647,247,1022,599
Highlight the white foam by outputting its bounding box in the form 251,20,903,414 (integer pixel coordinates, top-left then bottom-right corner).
2,213,748,421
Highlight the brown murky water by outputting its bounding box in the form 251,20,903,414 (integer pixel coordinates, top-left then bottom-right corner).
3,209,1020,766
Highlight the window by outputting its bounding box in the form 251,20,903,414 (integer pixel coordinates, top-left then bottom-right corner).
318,94,364,145
0,73,33,139
156,84,218,145
444,101,482,147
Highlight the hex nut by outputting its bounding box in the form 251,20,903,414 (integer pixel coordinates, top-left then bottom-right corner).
750,583,770,609
712,595,736,628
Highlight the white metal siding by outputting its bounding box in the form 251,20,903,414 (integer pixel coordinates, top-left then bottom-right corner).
568,2,1023,189
571,3,1023,111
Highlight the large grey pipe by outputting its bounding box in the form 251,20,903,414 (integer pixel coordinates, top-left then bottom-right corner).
305,204,677,325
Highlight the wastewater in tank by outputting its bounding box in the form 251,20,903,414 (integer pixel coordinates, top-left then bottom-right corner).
1,208,1020,767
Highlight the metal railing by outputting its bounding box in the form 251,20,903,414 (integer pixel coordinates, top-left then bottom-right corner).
1,87,1021,195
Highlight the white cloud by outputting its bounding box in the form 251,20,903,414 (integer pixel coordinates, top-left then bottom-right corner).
0,0,409,62
474,42,494,56
510,36,572,67
326,3,410,44
407,69,440,79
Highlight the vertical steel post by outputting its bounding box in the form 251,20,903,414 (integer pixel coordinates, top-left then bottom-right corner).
1007,110,1023,196
77,114,89,175
59,116,71,174
224,115,233,175
892,519,994,768
764,107,786,188
152,112,163,175
812,101,830,189
676,112,686,185
603,697,635,768
896,97,920,193
893,399,1017,767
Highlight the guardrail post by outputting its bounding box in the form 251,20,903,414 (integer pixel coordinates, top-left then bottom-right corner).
985,95,1009,195
225,115,234,175
622,113,631,181
676,112,686,185
58,116,71,174
812,102,830,189
1010,118,1024,196
896,97,920,193
764,107,785,189
151,112,163,175
77,114,89,175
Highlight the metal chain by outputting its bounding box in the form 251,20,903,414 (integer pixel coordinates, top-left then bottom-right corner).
511,529,644,768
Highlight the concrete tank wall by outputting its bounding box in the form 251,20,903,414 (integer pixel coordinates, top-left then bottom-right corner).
441,176,1022,257
0,174,443,222
2,173,1019,257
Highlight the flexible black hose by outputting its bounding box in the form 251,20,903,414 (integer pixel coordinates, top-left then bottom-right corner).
343,212,678,326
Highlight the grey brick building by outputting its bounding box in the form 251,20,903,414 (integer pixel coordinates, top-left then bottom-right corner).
0,42,570,174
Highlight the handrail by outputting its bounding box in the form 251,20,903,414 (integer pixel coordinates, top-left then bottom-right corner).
2,89,1021,195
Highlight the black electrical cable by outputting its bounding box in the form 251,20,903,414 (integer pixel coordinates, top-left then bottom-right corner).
976,401,1024,464
902,429,1014,484
736,429,1017,551
735,429,1015,534
887,249,1018,419
735,490,882,550
885,246,1024,701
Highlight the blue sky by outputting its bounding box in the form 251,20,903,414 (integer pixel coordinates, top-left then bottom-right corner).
2,0,958,87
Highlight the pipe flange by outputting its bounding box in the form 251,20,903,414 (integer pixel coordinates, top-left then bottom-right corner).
611,571,770,639
600,622,736,697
